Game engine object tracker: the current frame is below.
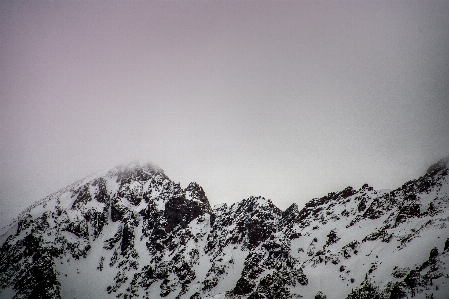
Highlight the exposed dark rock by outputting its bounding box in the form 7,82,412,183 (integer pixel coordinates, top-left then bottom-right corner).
247,218,274,247
14,252,61,299
64,219,89,240
1,158,449,299
71,184,92,209
389,282,408,299
325,229,340,247
363,199,384,220
360,183,374,191
426,157,449,176
111,204,123,222
233,277,255,295
185,182,209,204
395,203,421,224
357,197,367,212
164,196,208,233
340,186,356,199
345,282,382,299
429,247,439,260
92,178,110,203
121,224,134,255
84,208,108,239
281,203,299,224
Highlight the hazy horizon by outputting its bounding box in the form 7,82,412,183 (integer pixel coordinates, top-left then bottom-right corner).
1,1,449,228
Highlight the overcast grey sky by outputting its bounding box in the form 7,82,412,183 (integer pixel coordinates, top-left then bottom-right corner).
1,1,448,227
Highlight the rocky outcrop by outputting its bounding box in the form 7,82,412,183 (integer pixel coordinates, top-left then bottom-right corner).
1,157,449,299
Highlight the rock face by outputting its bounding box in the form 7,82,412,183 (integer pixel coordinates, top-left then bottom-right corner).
1,158,449,299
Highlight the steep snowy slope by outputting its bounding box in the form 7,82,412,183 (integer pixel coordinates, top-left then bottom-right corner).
1,158,448,299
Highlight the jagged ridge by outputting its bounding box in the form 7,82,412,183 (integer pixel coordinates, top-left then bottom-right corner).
1,158,449,299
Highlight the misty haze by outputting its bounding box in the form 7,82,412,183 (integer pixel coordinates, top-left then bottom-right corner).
1,1,449,299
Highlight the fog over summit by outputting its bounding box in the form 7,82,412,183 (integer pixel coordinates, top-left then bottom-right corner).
1,157,449,298
1,2,448,297
1,1,449,229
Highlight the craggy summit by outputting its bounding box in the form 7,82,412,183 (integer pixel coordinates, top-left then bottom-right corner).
1,158,449,298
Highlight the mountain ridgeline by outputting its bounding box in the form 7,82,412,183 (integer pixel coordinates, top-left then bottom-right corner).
1,158,449,299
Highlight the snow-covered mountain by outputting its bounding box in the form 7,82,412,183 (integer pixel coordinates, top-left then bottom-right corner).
1,158,449,299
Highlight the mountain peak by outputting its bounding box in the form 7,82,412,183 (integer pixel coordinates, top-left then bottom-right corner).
1,158,449,299
426,156,449,176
